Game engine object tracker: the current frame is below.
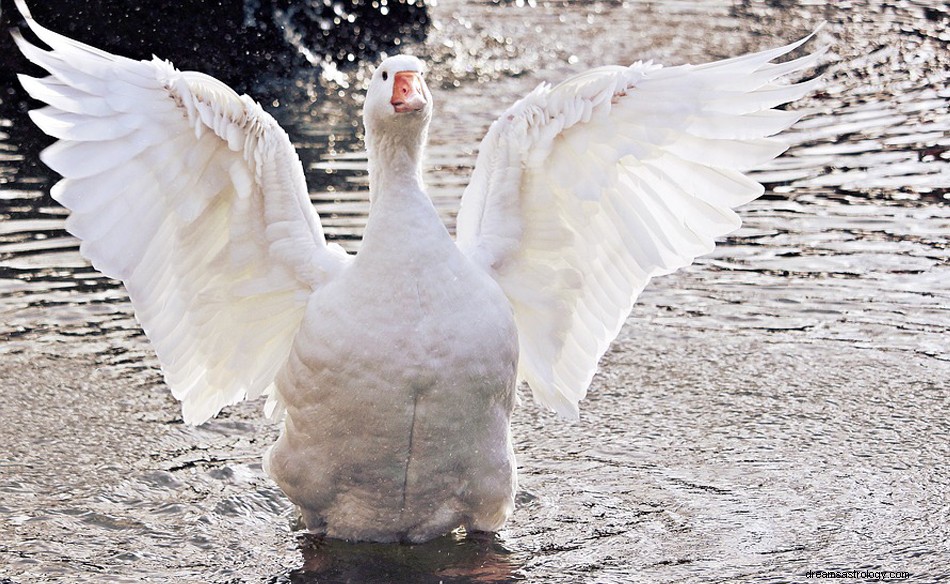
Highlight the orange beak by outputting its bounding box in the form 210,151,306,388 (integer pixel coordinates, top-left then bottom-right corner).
391,71,427,113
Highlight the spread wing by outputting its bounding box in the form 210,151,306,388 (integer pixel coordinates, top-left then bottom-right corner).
456,30,824,418
14,0,350,424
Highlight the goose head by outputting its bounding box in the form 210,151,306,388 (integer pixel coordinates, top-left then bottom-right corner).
363,55,432,153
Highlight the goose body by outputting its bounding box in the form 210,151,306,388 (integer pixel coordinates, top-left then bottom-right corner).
13,0,823,542
271,245,518,541
268,129,519,540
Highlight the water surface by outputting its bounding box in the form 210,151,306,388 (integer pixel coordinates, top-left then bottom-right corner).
1,1,948,582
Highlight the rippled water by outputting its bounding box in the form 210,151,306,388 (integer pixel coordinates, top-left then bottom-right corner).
1,1,949,582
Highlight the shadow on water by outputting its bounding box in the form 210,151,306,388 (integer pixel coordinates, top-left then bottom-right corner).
280,531,525,583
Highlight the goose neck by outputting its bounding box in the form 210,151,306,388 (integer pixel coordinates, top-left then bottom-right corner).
367,128,426,201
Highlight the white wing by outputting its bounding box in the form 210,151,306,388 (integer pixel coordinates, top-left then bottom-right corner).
14,1,349,424
456,31,824,418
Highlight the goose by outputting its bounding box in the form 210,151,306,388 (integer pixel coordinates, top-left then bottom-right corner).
13,0,823,543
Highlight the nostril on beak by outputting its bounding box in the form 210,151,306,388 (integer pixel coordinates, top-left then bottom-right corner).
391,71,427,113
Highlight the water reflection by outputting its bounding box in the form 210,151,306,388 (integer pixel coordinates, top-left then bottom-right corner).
285,531,524,583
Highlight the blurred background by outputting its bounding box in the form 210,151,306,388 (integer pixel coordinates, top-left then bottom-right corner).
0,0,430,90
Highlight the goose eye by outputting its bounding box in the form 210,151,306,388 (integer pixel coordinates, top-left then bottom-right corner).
382,71,389,81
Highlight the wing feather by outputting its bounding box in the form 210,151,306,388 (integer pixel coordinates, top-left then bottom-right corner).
14,0,349,424
457,29,824,417
28,106,139,141
17,74,116,116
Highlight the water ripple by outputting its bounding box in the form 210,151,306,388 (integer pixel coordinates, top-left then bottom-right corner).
1,1,948,582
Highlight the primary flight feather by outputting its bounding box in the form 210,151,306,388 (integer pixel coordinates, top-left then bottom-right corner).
14,0,823,542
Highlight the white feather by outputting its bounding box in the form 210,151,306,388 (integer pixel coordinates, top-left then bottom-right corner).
457,30,824,418
16,1,349,424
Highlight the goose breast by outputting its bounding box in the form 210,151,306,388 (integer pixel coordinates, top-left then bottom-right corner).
266,244,519,542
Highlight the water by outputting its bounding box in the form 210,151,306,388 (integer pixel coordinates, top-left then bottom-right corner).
1,0,949,582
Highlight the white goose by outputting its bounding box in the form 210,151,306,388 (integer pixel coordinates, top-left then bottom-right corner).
14,0,822,543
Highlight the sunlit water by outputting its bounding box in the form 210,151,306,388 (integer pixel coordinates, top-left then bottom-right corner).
1,1,948,582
